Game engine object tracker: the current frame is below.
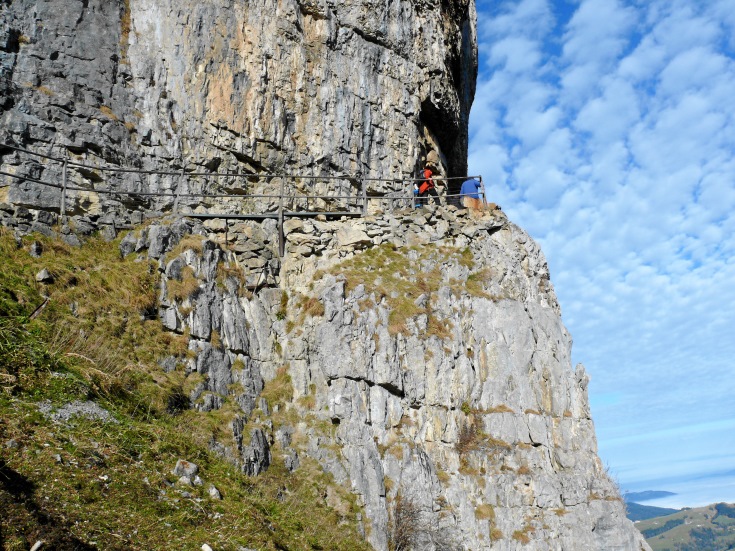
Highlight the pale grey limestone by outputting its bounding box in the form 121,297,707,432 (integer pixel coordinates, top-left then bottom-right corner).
117,208,649,550
38,400,117,425
1,0,476,234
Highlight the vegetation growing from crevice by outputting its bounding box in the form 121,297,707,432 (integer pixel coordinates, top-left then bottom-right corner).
475,503,495,520
260,366,293,409
0,229,370,550
327,243,490,336
512,522,535,544
298,295,325,319
455,418,511,457
119,0,132,63
282,293,326,335
276,290,288,320
165,235,205,260
167,265,199,302
387,492,459,551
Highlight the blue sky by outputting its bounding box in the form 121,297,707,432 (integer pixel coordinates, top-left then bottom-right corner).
469,0,735,507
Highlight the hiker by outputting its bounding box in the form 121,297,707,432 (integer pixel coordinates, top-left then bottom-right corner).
417,165,440,206
460,178,483,210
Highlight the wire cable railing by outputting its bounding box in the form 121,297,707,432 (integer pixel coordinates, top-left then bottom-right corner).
0,142,487,255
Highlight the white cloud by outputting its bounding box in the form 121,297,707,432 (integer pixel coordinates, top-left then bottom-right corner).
471,0,735,501
562,0,636,65
559,0,637,103
573,78,639,143
489,37,542,73
481,0,554,40
648,3,721,57
658,47,730,96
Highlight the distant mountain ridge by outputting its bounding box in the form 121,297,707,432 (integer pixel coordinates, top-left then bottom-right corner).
626,502,680,522
624,490,680,521
625,490,677,503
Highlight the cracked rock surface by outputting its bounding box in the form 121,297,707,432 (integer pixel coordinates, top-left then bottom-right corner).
1,0,476,226
119,206,649,551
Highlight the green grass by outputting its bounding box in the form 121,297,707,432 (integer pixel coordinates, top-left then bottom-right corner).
327,243,490,336
0,229,370,550
636,503,735,551
0,370,368,550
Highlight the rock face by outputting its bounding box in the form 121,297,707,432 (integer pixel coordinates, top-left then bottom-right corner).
1,0,476,226
112,206,649,551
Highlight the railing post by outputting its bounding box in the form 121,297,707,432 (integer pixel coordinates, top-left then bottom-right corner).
60,157,68,218
480,176,488,207
361,177,367,216
174,169,184,213
278,177,285,257
408,175,413,210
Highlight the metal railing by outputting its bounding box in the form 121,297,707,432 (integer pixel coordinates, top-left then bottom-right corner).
0,142,486,254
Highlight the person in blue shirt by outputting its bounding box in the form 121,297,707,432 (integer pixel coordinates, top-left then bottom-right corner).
460,178,483,209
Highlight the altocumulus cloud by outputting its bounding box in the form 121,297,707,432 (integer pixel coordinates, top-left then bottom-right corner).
471,0,735,504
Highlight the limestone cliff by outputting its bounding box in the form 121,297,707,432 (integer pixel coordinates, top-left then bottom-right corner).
1,0,475,218
111,207,648,550
0,1,650,550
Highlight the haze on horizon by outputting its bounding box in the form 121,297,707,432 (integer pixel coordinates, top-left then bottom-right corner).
469,0,735,508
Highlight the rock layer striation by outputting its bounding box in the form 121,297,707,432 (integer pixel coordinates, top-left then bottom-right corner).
1,1,650,549
1,0,476,221
113,206,650,551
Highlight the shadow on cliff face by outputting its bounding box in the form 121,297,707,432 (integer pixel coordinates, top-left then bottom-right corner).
0,458,98,550
419,0,477,190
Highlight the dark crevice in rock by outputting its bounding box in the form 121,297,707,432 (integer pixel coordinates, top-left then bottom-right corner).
65,52,95,62
75,0,87,27
329,375,404,399
377,381,404,399
1,28,21,53
74,167,105,183
420,97,458,163
110,54,119,87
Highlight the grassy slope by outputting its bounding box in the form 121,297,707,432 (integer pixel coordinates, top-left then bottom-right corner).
0,229,370,551
636,503,735,551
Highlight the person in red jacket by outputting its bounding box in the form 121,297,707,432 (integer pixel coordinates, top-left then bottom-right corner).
417,165,440,206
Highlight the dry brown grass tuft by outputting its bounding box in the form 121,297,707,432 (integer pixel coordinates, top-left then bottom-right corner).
475,504,495,521
456,421,478,454
487,404,515,414
167,266,200,302
167,235,205,259
99,105,119,121
260,366,293,408
292,294,325,321
512,526,533,544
